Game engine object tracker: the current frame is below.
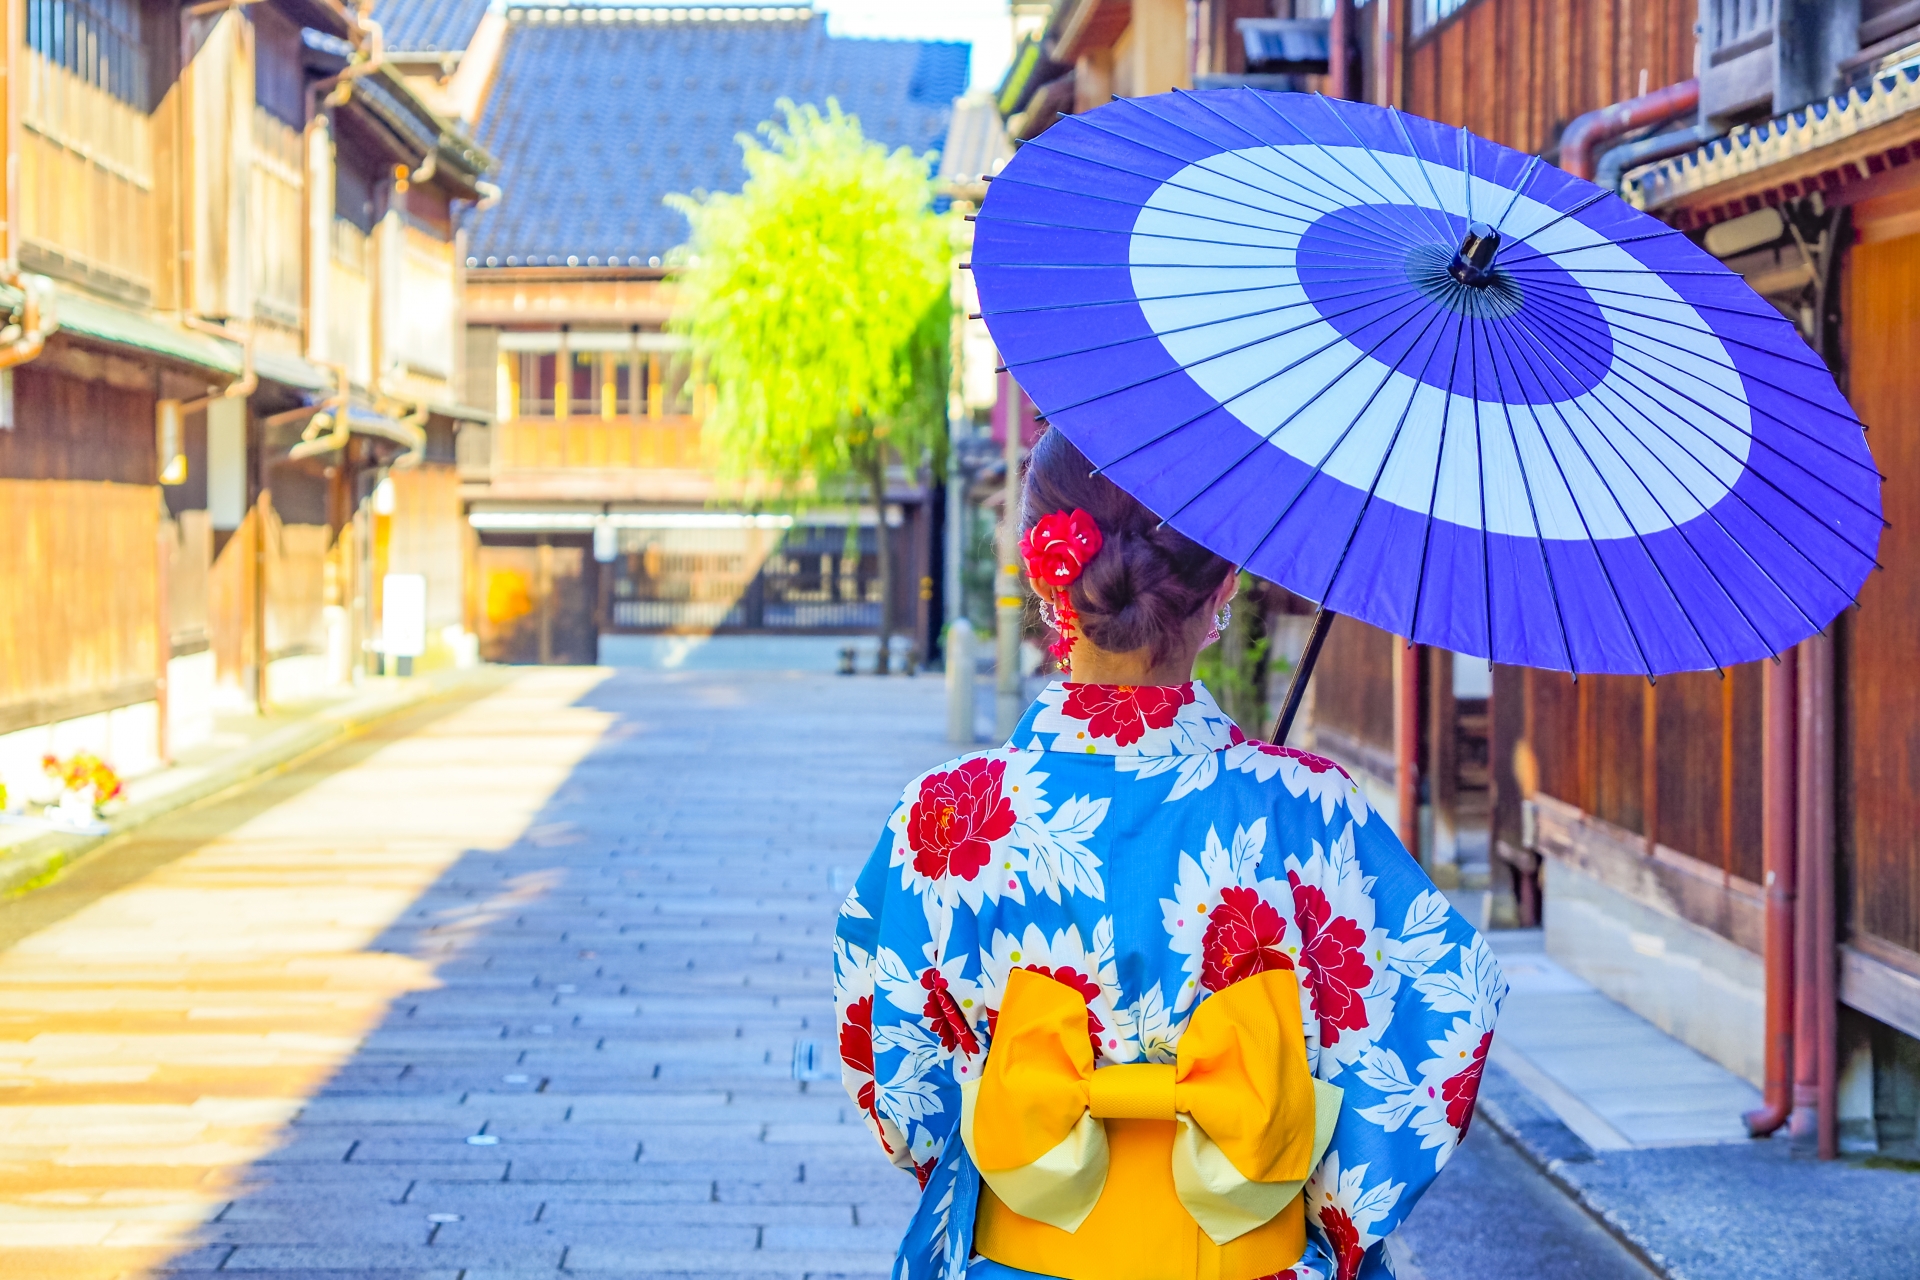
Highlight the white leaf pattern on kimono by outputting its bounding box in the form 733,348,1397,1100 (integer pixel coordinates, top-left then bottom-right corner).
1015,793,1110,902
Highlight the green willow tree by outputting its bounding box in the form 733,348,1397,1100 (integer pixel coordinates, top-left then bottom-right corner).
667,101,952,664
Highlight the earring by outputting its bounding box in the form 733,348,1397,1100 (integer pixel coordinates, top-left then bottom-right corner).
1037,598,1060,631
1215,602,1232,632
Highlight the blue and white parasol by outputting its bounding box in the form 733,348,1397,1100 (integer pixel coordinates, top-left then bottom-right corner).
972,90,1882,701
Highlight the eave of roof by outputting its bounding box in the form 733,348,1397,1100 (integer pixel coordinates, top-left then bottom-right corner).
51,288,244,376
1627,58,1920,229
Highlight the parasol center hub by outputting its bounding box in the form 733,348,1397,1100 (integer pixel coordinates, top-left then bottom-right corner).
1403,239,1525,319
1449,222,1502,287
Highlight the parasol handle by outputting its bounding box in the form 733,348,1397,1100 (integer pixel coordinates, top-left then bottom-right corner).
1269,606,1337,746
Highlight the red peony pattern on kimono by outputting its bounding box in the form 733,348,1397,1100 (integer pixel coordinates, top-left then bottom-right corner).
1290,872,1375,1045
920,968,980,1056
1322,1205,1366,1280
907,757,1017,882
838,994,889,1151
1228,725,1351,778
1443,1030,1493,1135
1060,682,1195,747
1199,885,1295,991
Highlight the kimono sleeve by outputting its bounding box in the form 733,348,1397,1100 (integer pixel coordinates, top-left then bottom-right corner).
833,792,918,1174
1289,801,1509,1280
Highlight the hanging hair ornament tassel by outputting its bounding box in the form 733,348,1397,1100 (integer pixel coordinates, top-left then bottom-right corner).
1019,508,1102,675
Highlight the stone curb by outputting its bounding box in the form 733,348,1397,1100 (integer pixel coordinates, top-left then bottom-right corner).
1475,1059,1676,1279
0,666,509,898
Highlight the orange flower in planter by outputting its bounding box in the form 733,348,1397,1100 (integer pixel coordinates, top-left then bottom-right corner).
42,752,124,807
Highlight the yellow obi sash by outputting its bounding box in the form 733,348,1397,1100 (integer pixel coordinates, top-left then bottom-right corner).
960,967,1341,1280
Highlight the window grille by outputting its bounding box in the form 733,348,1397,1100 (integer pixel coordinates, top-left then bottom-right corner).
1706,0,1776,59
27,0,146,107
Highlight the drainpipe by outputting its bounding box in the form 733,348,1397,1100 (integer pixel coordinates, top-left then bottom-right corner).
1794,629,1838,1157
1593,122,1720,191
0,272,56,373
1559,78,1700,181
1745,649,1799,1138
286,362,353,461
386,398,429,470
181,316,257,408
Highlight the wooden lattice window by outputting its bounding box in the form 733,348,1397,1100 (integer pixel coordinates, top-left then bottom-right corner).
27,0,146,108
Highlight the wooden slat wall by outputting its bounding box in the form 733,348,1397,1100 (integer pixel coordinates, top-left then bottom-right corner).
20,50,154,294
168,510,213,655
187,9,255,319
1401,0,1697,155
208,502,259,694
0,358,157,484
1521,665,1765,882
385,464,467,634
0,480,160,724
267,519,331,661
1841,218,1920,958
1313,614,1397,755
250,106,304,328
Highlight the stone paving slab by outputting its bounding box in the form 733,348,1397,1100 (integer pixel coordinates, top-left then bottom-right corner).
0,668,951,1276
1487,929,1759,1149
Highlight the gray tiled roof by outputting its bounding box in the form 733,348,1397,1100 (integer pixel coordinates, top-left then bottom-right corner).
466,9,966,266
373,0,494,53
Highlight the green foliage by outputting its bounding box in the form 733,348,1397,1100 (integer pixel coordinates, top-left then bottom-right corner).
666,100,953,499
1194,572,1275,732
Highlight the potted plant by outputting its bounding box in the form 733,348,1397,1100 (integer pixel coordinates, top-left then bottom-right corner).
41,753,122,831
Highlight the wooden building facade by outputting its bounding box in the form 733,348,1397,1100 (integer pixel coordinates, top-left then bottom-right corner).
1385,0,1920,1153
0,0,493,808
446,5,964,667
991,0,1920,1152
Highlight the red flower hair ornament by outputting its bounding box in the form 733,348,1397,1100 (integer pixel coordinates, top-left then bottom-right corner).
1019,508,1103,673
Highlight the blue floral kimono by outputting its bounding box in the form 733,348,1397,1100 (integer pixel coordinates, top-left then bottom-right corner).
834,681,1506,1280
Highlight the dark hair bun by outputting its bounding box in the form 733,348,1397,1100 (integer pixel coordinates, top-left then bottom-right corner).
1021,431,1232,662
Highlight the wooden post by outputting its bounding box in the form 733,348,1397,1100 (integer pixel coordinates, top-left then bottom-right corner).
1642,680,1659,855
1330,0,1356,99
1746,649,1799,1137
1394,637,1421,862
156,508,173,765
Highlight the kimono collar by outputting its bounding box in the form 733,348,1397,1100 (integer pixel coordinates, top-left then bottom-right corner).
1013,680,1239,756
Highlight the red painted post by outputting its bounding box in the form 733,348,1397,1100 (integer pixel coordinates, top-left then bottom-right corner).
1745,650,1798,1137
1395,638,1421,864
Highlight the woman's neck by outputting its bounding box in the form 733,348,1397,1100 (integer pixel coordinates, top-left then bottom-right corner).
1064,640,1199,687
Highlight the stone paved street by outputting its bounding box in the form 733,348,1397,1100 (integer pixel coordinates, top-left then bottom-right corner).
0,669,955,1279
0,666,1717,1280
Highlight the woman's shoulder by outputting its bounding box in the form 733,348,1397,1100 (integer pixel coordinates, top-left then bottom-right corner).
1217,727,1376,827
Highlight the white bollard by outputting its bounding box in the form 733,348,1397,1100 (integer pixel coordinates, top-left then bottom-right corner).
946,621,977,746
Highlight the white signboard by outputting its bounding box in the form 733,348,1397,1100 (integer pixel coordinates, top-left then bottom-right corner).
381,574,427,658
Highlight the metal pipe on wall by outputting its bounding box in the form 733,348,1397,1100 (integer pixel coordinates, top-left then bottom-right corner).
1558,78,1701,181
1745,649,1799,1137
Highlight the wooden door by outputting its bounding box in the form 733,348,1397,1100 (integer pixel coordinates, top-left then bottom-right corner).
476,538,596,665
1843,210,1920,967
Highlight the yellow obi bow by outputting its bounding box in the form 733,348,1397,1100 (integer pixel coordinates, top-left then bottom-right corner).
960,967,1342,1247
